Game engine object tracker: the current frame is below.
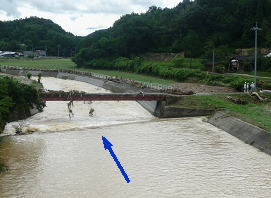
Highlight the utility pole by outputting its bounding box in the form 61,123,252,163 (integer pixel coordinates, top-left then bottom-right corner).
45,45,47,57
70,48,75,57
57,44,60,57
212,49,215,72
251,22,262,88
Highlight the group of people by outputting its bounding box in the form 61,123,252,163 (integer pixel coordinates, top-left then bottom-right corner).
244,82,256,93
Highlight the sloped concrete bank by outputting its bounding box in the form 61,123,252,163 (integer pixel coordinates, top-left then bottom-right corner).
1,67,213,118
208,112,271,155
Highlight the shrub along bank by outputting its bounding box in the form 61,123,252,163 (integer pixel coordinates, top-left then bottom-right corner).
0,76,45,133
76,57,270,91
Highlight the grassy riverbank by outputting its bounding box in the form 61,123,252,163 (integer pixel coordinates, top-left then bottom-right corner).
0,58,76,69
173,93,271,132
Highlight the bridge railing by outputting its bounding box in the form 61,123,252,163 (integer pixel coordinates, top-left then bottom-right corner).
0,65,189,95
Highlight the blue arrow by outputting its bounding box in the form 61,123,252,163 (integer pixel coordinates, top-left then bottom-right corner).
102,136,130,183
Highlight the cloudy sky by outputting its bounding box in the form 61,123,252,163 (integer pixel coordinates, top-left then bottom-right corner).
0,0,181,36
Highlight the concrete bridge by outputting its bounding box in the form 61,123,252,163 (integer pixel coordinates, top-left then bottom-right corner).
40,91,171,101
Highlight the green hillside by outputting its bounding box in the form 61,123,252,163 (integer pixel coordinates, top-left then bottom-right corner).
0,17,81,56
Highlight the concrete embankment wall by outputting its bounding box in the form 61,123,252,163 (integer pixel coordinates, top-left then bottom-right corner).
208,112,271,155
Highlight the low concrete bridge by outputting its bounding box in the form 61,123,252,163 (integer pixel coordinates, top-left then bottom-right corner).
40,91,171,101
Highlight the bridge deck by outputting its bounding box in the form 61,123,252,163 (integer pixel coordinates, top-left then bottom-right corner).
41,93,167,101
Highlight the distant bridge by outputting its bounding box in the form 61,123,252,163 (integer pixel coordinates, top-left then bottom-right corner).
40,91,171,101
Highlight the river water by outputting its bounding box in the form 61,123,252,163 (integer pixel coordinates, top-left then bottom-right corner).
0,77,271,198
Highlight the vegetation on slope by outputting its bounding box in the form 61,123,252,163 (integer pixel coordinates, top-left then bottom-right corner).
0,76,45,133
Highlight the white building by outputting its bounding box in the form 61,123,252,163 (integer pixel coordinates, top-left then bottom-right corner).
0,51,18,57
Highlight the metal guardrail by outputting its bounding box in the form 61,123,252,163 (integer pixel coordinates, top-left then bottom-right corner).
0,65,189,95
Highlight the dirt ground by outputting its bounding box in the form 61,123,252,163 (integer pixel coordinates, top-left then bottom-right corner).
172,83,237,94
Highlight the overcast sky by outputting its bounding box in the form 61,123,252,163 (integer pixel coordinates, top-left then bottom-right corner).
0,0,181,36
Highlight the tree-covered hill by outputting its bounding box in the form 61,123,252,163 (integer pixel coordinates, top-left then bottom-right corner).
0,17,81,56
74,0,271,65
1,0,271,62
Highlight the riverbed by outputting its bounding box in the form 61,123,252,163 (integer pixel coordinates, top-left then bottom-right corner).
0,77,271,198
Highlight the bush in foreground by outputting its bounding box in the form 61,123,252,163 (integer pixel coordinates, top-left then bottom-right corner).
0,77,45,133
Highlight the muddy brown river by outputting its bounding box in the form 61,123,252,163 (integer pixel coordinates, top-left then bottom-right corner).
0,77,271,198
